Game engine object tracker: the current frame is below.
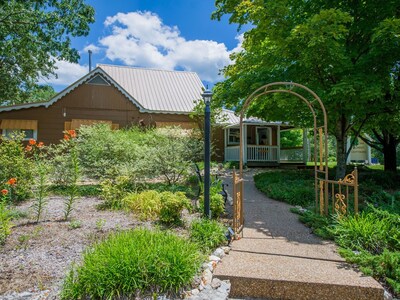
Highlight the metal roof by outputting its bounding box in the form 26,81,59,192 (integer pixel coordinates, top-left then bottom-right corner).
221,109,285,127
0,65,205,114
98,64,204,113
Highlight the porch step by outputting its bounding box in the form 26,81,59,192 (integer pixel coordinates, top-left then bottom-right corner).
214,246,383,300
214,169,384,300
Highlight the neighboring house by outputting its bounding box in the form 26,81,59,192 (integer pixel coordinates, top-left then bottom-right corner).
347,137,372,164
0,64,307,165
220,109,309,166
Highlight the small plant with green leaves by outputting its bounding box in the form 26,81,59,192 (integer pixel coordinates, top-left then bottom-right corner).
61,130,80,221
100,176,134,210
124,190,162,221
27,139,49,223
95,219,106,231
189,218,227,252
0,188,12,245
199,184,225,219
159,192,191,225
69,220,82,230
61,228,203,299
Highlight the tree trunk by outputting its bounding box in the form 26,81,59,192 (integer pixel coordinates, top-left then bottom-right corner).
335,115,348,180
383,133,398,173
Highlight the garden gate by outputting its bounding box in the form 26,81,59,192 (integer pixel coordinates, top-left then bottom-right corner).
231,82,359,238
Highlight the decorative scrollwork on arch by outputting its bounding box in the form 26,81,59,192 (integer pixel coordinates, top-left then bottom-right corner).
335,193,347,216
338,171,356,184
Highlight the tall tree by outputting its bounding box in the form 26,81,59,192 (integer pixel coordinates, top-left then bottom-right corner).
0,0,95,103
212,0,400,178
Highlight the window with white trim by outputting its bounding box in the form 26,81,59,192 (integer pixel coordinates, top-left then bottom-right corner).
228,128,240,145
0,119,38,141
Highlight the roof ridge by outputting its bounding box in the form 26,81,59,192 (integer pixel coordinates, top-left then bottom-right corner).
97,63,198,75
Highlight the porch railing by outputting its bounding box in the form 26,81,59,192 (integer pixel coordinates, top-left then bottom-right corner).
280,147,304,162
247,145,278,161
225,145,279,162
225,146,240,161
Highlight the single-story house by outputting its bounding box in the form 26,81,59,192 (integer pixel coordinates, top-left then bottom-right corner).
0,64,308,165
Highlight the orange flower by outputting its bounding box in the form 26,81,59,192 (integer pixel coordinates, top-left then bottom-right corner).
37,142,44,148
6,178,17,185
64,134,70,141
29,139,36,145
1,189,8,196
68,130,77,138
25,145,32,152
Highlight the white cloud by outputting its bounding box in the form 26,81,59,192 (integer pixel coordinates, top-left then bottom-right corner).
38,60,89,86
83,44,101,54
99,11,242,83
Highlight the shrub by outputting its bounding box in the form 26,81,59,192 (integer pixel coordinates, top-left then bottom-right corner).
330,207,400,254
159,192,191,225
0,198,12,245
100,176,134,210
124,190,162,221
254,170,315,207
61,229,203,299
199,184,226,219
189,218,226,252
339,248,400,294
124,190,191,225
0,136,33,201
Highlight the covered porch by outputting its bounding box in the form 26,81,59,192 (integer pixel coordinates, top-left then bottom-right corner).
224,122,309,166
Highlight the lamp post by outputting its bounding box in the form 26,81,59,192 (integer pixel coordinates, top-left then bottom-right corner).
202,89,212,219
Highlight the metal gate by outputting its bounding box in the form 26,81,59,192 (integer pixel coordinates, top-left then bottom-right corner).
232,169,244,238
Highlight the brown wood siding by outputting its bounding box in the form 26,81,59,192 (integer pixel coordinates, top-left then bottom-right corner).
212,126,225,162
0,84,197,145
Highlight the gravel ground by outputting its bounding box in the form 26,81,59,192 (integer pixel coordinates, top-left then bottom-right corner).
0,196,142,299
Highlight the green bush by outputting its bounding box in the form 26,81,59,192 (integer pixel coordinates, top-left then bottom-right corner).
340,248,400,294
199,184,225,219
0,199,12,245
124,190,162,220
100,176,135,210
291,208,334,240
254,170,315,207
330,208,400,254
61,229,203,299
189,218,226,252
159,192,191,225
124,190,190,225
49,184,101,197
0,136,33,201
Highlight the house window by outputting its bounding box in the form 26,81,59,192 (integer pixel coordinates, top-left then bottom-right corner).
228,128,240,145
256,127,272,145
0,119,38,141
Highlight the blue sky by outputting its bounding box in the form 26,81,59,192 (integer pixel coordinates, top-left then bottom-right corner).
43,0,245,91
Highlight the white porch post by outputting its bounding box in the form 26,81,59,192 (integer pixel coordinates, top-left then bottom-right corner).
277,125,281,163
302,128,308,164
243,124,247,164
224,128,227,161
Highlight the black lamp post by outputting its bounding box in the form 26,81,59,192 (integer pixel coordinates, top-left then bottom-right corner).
202,89,212,219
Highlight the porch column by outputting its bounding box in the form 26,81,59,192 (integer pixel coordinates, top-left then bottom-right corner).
242,124,247,164
277,125,281,163
302,128,308,164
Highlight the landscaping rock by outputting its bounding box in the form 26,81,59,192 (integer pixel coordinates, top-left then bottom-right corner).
212,248,225,258
384,290,393,300
202,269,213,285
208,255,221,262
211,278,222,289
221,246,231,254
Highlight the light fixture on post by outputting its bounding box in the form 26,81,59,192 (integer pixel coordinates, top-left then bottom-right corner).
202,88,212,219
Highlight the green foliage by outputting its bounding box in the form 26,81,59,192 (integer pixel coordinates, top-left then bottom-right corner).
124,190,162,221
0,136,33,201
60,132,80,221
159,192,191,225
0,0,95,102
280,130,303,148
77,124,202,186
49,184,101,197
124,190,191,225
330,208,400,254
254,170,314,206
339,249,400,294
68,220,82,230
100,176,134,210
199,184,225,219
0,198,12,245
212,0,400,177
61,229,203,299
189,218,227,252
